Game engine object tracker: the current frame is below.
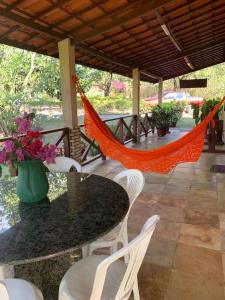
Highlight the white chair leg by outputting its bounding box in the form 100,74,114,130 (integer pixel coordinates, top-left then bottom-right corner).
82,245,90,258
133,278,140,300
0,265,14,280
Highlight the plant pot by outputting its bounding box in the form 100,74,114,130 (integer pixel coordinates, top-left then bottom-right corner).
157,128,167,137
16,160,49,203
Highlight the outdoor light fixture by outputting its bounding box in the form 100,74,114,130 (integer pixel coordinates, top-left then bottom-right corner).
161,24,170,36
184,56,195,69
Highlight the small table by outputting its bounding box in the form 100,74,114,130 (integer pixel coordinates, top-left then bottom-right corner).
0,172,129,265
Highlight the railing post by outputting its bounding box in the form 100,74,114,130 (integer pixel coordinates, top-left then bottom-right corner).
63,127,70,157
119,119,124,144
132,115,138,143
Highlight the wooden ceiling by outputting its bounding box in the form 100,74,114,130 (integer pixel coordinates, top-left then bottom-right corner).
0,0,225,83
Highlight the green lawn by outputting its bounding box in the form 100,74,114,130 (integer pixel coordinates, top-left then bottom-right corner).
177,117,195,131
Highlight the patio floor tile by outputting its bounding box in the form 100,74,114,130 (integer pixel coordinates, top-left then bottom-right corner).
178,223,221,250
145,239,177,268
158,194,188,208
173,243,223,280
82,129,225,299
165,270,225,300
138,263,171,300
152,220,181,242
184,209,219,228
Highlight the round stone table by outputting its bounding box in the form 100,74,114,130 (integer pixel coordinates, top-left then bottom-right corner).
0,172,129,298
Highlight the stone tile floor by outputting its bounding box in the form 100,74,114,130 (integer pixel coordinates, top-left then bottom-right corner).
83,128,225,300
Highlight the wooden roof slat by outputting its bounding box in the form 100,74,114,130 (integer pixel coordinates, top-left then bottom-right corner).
72,0,176,44
1,0,25,12
32,0,72,19
143,36,225,69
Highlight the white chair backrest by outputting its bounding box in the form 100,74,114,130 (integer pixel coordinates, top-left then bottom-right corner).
113,169,145,205
44,157,82,173
0,281,10,300
113,169,145,235
90,215,160,300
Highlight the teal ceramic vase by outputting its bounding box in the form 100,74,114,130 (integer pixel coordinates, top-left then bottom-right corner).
16,160,49,203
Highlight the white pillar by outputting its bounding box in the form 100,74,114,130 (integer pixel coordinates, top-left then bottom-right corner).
132,68,140,142
58,38,81,161
158,78,163,105
58,38,78,128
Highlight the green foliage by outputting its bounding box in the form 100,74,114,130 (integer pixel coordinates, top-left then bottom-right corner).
191,103,201,125
79,95,132,113
152,106,172,130
151,102,184,128
191,98,222,125
200,98,222,120
76,65,102,92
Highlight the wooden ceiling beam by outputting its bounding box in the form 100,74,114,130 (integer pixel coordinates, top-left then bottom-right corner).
162,59,225,81
173,10,225,37
72,0,176,44
0,10,65,40
1,0,25,12
49,0,108,29
33,0,72,19
88,3,225,49
145,37,225,69
166,1,225,28
0,25,20,40
0,37,49,55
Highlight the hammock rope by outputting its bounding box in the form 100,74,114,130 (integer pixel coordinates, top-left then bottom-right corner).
72,75,225,173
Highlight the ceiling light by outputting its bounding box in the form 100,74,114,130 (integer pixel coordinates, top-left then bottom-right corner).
161,24,170,36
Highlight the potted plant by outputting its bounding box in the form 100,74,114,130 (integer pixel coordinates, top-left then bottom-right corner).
152,106,172,136
200,98,223,144
0,112,57,203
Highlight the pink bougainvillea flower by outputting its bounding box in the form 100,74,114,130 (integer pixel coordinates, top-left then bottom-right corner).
16,149,24,161
0,151,7,163
39,144,57,164
112,81,126,91
15,118,31,134
4,140,14,153
27,130,41,139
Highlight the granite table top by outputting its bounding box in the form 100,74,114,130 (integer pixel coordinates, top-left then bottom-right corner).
0,172,129,265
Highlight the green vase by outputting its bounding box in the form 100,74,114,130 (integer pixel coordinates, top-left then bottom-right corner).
16,160,49,203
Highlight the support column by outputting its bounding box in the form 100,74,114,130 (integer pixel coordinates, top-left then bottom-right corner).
132,68,140,143
158,78,163,105
58,38,81,162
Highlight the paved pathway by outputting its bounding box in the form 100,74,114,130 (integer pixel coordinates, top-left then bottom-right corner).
83,129,225,300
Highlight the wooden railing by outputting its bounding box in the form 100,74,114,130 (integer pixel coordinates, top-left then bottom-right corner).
0,127,70,156
80,112,154,165
0,112,154,167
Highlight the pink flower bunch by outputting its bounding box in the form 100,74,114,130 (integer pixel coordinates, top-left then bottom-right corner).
112,81,126,92
0,112,57,166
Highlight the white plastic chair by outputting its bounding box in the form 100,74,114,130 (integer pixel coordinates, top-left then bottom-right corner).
44,156,82,173
85,169,145,256
0,278,44,300
59,215,159,300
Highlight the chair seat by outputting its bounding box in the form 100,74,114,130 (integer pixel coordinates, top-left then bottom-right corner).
59,255,126,300
3,279,43,300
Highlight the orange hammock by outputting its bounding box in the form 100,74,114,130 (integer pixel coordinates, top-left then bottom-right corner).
73,75,225,173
